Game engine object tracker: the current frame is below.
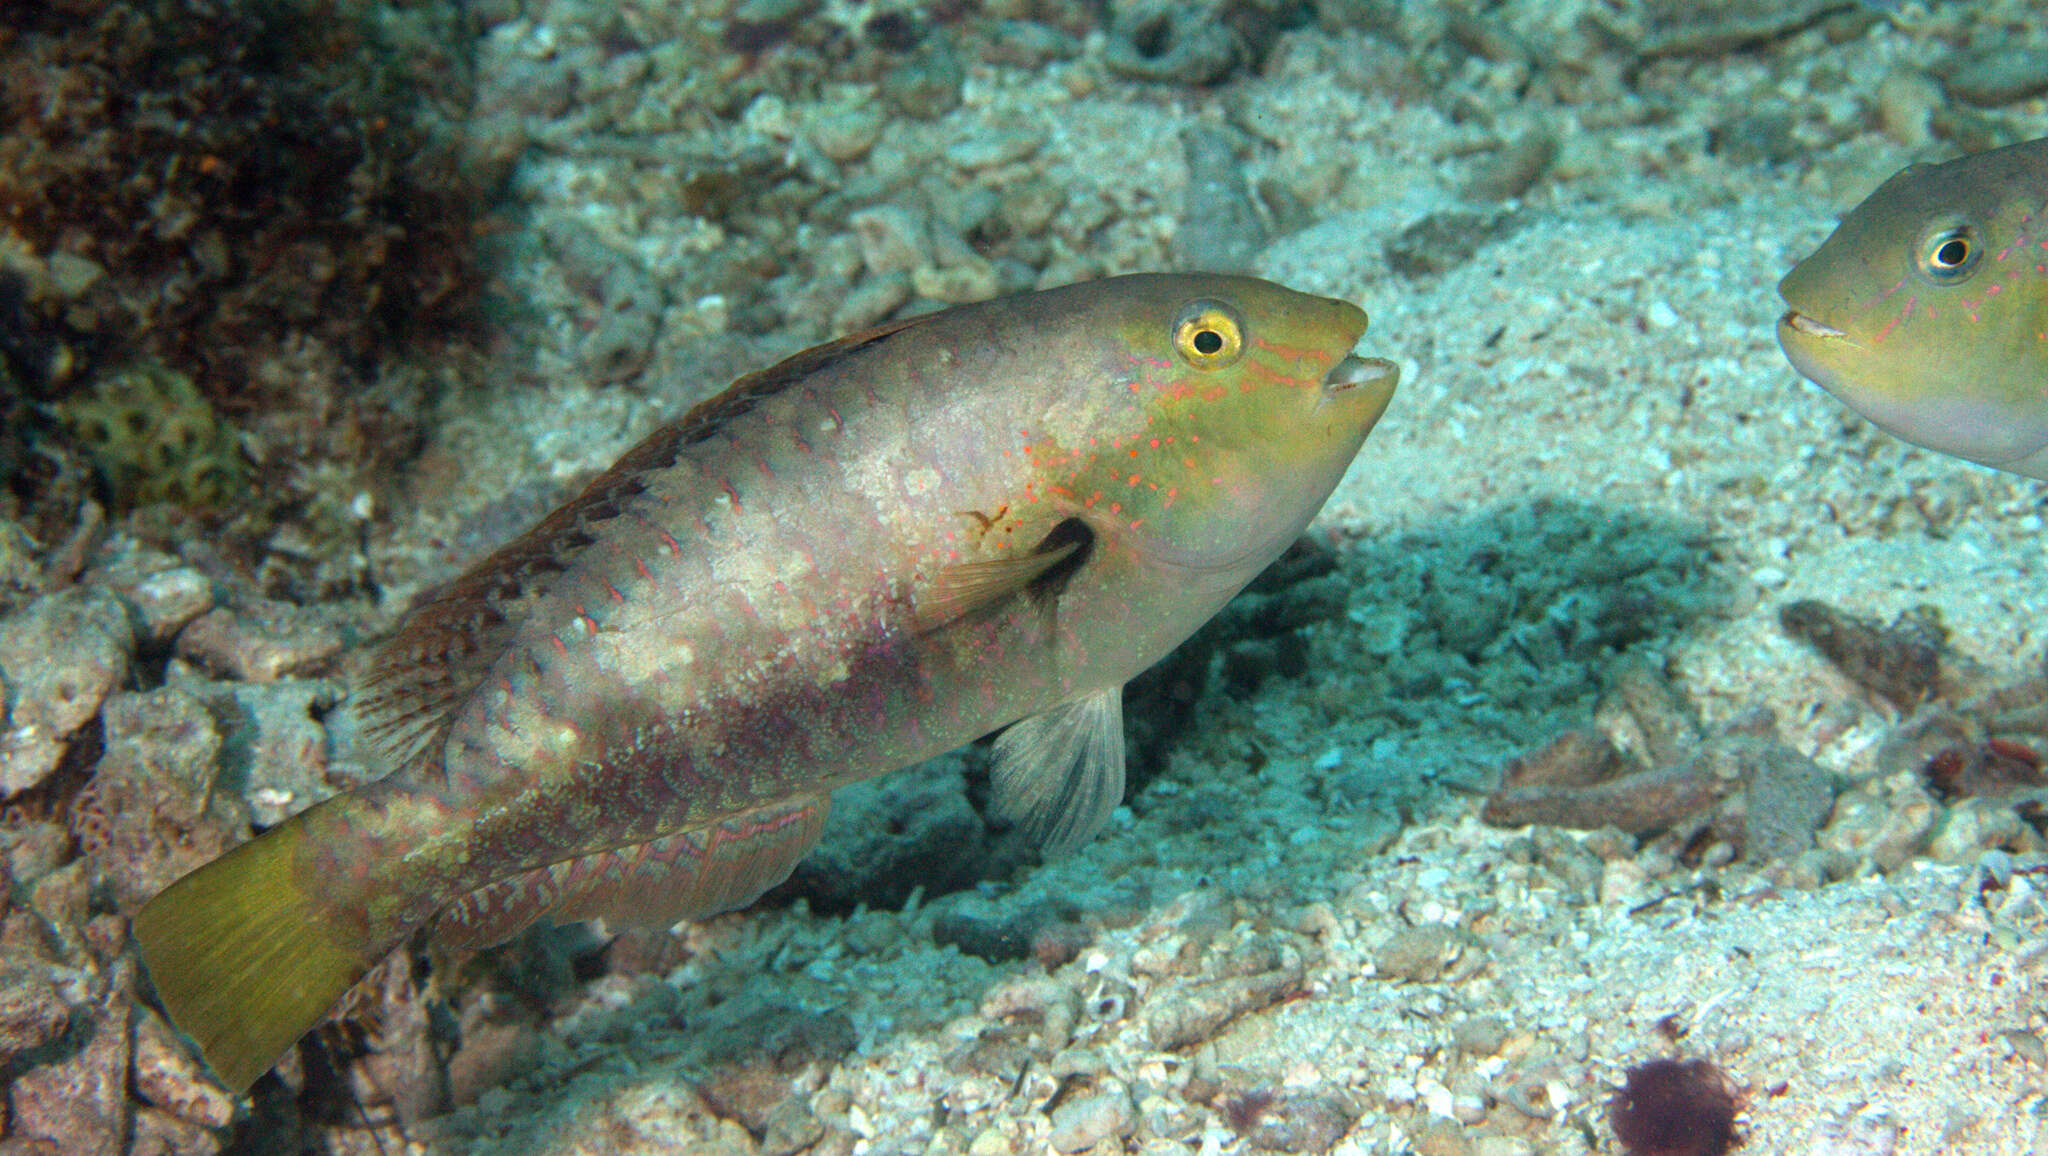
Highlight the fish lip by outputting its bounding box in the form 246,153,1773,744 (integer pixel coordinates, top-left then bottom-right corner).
1779,309,1847,339
1323,354,1401,407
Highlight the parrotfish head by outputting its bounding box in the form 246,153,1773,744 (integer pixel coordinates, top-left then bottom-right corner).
1079,273,1397,582
1776,139,2048,480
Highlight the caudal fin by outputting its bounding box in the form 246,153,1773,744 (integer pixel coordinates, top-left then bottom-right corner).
131,821,374,1094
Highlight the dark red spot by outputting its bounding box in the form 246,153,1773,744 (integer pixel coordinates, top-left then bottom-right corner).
1608,1057,1739,1156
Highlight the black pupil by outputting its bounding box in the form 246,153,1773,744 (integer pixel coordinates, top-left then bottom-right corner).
1933,237,1970,268
1192,328,1224,355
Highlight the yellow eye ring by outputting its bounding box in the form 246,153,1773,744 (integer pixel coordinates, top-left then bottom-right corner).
1915,222,1979,283
1172,301,1245,369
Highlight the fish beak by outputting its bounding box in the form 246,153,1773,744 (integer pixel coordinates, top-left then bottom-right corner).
1323,354,1400,419
1780,310,1846,339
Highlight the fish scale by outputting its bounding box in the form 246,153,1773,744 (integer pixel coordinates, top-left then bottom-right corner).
131,272,1400,1093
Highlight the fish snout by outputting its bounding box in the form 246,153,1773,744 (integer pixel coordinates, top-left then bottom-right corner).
1322,354,1400,419
1779,310,1846,340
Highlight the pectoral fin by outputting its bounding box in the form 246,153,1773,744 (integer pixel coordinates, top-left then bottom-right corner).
914,540,1081,635
915,516,1096,636
989,688,1126,857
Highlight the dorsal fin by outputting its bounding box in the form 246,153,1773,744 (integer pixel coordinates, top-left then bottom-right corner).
354,427,680,769
673,312,929,445
354,314,934,770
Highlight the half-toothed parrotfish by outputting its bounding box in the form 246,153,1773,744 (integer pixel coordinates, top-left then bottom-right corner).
1778,136,2048,479
132,272,1400,1092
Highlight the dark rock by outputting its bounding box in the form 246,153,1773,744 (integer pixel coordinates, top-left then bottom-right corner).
127,1107,223,1156
695,999,856,1133
1741,737,1836,862
1484,758,1724,835
931,893,1087,964
0,586,132,797
7,977,132,1156
880,40,963,119
1465,128,1558,201
1372,924,1462,983
1779,599,1946,713
1384,208,1524,277
0,967,71,1066
1945,46,2048,107
1143,945,1304,1050
73,686,244,915
1177,125,1265,273
173,600,345,682
1709,108,1801,166
1219,1087,1357,1153
1104,2,1242,85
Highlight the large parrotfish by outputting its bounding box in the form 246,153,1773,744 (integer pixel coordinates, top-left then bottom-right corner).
133,273,1399,1092
1778,136,2048,479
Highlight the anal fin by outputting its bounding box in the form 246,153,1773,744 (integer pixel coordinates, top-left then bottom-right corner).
437,795,831,950
989,687,1125,857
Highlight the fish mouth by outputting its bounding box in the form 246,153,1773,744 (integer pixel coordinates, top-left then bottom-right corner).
1322,354,1400,416
1779,309,1847,339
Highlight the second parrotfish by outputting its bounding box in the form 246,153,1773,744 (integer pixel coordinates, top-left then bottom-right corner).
1778,136,2048,479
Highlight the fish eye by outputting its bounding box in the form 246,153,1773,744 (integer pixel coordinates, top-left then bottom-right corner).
1916,224,1979,282
1172,300,1245,369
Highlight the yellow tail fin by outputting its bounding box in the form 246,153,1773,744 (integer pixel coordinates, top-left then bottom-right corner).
131,821,374,1094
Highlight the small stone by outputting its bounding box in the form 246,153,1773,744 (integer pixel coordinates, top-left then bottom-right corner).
133,1010,234,1129
1868,786,1942,873
127,1106,224,1156
1143,948,1304,1049
1373,924,1461,983
1226,1089,1358,1153
446,1019,541,1107
944,125,1046,171
0,587,134,797
1709,108,1799,166
1779,599,1944,714
1046,1084,1135,1153
1104,4,1240,85
880,41,963,119
999,177,1065,237
0,967,71,1065
1926,798,2035,864
848,204,932,276
1998,1029,2048,1067
981,974,1080,1048
188,676,344,826
118,567,216,644
1464,127,1558,202
1743,738,1836,863
761,1097,826,1156
7,988,132,1156
1411,1119,1474,1156
1599,859,1653,908
1453,1015,1512,1057
807,103,886,163
1177,124,1264,274
173,600,344,682
46,250,107,299
75,686,244,913
830,272,912,333
1876,69,1945,147
913,258,1000,304
983,19,1083,68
